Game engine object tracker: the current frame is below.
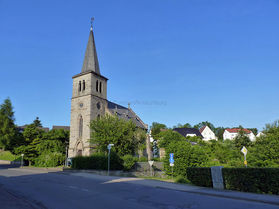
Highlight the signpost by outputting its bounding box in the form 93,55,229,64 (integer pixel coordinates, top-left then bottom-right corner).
169,153,174,179
107,144,114,176
241,146,248,167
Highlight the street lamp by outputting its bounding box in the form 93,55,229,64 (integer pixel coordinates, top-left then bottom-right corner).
21,154,24,167
107,144,114,176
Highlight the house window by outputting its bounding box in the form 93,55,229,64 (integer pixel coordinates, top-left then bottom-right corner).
78,81,81,92
96,80,99,92
79,116,83,138
99,82,102,93
82,80,85,91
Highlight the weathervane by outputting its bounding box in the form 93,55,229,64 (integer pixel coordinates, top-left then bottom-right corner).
90,17,94,30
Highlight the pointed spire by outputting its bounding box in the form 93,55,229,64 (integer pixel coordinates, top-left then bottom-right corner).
81,18,100,74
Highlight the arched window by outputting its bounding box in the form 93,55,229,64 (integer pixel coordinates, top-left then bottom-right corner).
78,81,81,92
96,80,99,92
82,80,85,91
79,116,83,137
99,82,102,93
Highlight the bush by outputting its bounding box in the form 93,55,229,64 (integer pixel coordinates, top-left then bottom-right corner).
138,156,148,162
122,154,137,171
223,168,279,194
71,152,123,170
35,152,64,167
186,167,212,187
175,175,189,184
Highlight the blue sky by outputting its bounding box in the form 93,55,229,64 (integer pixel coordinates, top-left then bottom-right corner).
0,0,278,130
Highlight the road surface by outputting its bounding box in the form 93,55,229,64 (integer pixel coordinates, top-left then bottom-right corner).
0,165,277,209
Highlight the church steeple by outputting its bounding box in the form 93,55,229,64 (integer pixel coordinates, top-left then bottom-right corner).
81,19,100,74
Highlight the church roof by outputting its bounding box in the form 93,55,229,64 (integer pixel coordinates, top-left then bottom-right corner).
81,26,100,74
107,101,148,130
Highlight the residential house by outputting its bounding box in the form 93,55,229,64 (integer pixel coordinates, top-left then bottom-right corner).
199,126,217,141
223,128,256,141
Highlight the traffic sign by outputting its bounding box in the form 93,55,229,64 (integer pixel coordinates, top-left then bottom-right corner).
241,146,248,155
148,161,154,167
169,153,174,164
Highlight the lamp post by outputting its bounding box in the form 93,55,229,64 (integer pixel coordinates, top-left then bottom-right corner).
107,144,114,176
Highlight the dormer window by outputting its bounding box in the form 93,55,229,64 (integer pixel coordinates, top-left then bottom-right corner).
96,80,99,92
99,82,102,93
78,81,81,92
82,80,85,91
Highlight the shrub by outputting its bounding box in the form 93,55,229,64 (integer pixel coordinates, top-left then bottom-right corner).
71,152,123,170
35,152,64,167
186,167,212,187
223,168,279,194
122,154,137,171
138,156,148,162
175,175,189,184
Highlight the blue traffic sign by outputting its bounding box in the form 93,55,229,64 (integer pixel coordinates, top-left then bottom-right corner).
169,153,174,163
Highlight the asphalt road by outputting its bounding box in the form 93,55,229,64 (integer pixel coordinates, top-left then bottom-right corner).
0,165,277,209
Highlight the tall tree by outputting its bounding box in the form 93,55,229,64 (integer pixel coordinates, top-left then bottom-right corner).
150,122,167,138
0,98,19,150
32,117,42,127
90,114,143,156
193,121,215,132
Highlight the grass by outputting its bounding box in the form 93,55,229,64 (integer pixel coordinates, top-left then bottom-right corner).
139,176,175,183
0,151,20,161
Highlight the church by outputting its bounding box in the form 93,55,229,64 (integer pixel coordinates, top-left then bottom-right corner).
68,24,148,158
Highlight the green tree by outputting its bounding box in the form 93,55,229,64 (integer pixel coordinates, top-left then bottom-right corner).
150,122,167,138
193,121,215,132
0,98,19,150
157,129,185,148
248,121,279,167
164,141,208,176
233,129,251,149
32,117,42,127
90,114,142,156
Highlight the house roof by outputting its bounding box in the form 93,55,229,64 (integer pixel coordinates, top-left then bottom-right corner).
107,101,148,130
52,126,70,131
225,128,251,134
173,128,203,138
199,126,207,133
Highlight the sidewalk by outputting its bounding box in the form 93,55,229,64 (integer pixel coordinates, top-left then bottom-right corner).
66,170,279,206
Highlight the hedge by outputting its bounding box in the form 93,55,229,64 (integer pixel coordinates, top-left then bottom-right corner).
222,168,279,195
184,167,279,195
71,152,123,170
186,167,212,187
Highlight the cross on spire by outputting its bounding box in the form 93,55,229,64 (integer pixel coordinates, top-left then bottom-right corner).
90,17,94,31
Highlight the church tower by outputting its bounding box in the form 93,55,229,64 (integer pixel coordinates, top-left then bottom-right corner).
68,24,108,157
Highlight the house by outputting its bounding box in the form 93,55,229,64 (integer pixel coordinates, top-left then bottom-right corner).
173,128,203,138
256,132,265,137
17,125,49,133
223,128,256,141
199,126,217,141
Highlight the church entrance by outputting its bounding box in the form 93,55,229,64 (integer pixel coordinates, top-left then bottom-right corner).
76,142,83,156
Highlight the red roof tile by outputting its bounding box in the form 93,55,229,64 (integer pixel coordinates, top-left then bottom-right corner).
225,128,251,134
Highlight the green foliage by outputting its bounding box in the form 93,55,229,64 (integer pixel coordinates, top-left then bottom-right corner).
71,152,123,170
35,152,64,167
186,167,212,187
157,129,184,148
138,156,148,162
13,121,69,166
164,141,208,177
0,98,20,151
150,122,167,138
175,175,189,184
122,154,137,171
90,114,142,156
0,151,19,161
223,168,279,194
233,129,251,149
